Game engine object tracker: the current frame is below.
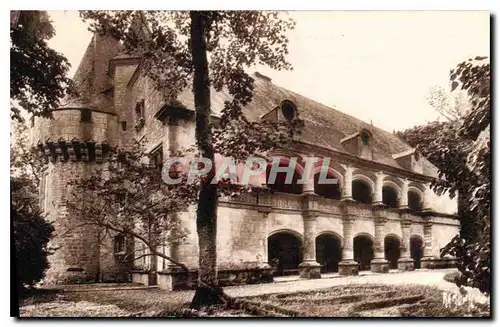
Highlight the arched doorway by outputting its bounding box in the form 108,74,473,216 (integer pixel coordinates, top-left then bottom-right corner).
410,235,424,269
314,173,341,199
268,231,303,276
266,159,303,194
315,233,342,273
352,180,372,204
354,234,374,271
382,186,399,208
384,235,401,269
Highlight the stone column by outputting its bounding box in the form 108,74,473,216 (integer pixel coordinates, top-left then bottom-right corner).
302,177,315,195
373,171,385,205
422,182,433,211
298,211,321,279
397,211,414,270
341,165,355,201
399,178,409,209
338,204,359,275
421,219,437,269
371,206,389,273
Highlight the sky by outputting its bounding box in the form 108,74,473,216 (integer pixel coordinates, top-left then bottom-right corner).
47,11,490,132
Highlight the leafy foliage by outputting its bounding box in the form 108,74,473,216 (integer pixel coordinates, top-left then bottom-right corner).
10,11,73,120
79,10,298,306
397,57,490,294
65,141,198,271
11,120,54,290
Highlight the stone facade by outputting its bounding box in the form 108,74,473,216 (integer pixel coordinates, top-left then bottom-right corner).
32,33,459,288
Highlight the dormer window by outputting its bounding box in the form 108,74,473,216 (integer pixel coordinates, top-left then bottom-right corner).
361,131,370,145
341,128,374,160
393,149,423,174
281,100,297,121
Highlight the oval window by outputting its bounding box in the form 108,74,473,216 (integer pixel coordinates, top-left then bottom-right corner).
281,101,296,121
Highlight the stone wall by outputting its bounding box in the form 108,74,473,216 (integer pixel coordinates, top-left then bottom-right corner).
43,162,103,284
31,110,118,146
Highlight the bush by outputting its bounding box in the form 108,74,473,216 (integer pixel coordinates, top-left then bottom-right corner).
12,199,54,291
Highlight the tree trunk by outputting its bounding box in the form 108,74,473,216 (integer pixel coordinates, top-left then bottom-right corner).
189,11,222,309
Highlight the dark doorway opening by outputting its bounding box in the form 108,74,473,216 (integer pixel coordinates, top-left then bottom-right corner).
410,235,424,269
408,191,423,211
268,232,302,276
384,236,401,269
382,186,399,208
266,160,303,194
354,234,374,271
314,173,341,199
352,180,372,204
316,234,342,273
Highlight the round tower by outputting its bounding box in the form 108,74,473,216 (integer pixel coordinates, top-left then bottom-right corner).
32,33,122,284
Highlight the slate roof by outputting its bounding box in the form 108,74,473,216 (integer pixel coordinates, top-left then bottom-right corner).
170,72,439,178
64,33,438,178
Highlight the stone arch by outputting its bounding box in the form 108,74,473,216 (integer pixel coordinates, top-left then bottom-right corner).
311,165,344,189
352,174,374,204
408,186,424,211
267,229,303,276
316,232,343,273
354,233,374,271
384,234,401,269
268,228,304,241
408,182,426,193
266,156,305,194
410,235,424,269
352,172,376,190
316,231,344,247
382,180,401,208
383,180,402,198
312,159,345,189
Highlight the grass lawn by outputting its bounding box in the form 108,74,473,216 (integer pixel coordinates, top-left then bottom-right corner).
243,284,490,317
18,283,490,318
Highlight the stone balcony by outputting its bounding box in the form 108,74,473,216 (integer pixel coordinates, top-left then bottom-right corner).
219,189,428,222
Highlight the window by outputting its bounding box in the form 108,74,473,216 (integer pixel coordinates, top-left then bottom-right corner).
134,100,145,131
151,145,163,171
135,99,145,119
114,234,126,253
361,131,370,145
81,109,92,122
30,116,35,128
121,121,127,131
281,100,297,121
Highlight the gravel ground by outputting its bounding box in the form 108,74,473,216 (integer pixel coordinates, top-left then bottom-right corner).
19,268,489,317
224,268,489,305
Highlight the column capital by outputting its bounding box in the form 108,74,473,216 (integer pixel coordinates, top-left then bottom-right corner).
423,220,433,229
303,210,319,221
399,207,411,216
373,216,387,225
341,164,356,173
401,219,412,227
372,203,386,214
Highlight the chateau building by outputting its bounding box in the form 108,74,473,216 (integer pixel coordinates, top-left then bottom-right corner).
31,34,459,290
